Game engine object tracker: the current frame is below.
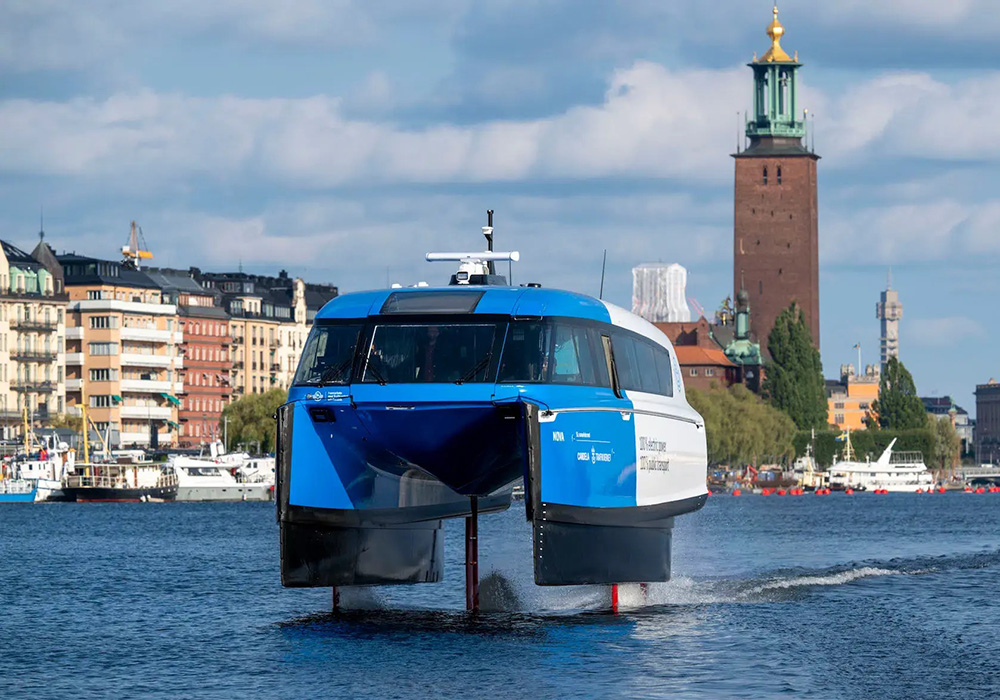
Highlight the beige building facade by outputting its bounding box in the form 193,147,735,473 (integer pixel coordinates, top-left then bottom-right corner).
57,253,182,448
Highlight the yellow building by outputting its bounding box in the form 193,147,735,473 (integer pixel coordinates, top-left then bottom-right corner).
827,364,879,431
0,239,69,436
55,252,182,448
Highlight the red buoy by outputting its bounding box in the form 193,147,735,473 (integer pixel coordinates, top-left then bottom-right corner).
732,489,741,497
777,489,787,496
845,488,853,495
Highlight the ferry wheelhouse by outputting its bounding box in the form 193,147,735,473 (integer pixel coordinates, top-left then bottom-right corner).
276,234,708,605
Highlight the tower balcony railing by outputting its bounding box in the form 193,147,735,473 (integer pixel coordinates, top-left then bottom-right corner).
11,350,58,363
745,118,806,141
11,319,59,332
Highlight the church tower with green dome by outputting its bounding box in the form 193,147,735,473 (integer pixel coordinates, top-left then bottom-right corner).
733,5,820,353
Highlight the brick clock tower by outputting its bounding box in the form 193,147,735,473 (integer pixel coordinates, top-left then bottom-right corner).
733,6,819,351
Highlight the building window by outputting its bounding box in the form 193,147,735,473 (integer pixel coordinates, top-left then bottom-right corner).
705,368,715,377
89,395,113,408
860,402,870,410
834,402,845,409
835,413,845,424
89,315,119,329
90,368,119,382
762,166,768,185
777,166,782,184
88,342,119,356
689,368,698,377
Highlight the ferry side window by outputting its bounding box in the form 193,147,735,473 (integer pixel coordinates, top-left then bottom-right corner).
611,332,641,392
549,323,599,386
651,345,674,397
630,339,662,394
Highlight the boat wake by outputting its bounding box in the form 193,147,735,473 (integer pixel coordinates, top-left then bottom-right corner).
303,548,1000,617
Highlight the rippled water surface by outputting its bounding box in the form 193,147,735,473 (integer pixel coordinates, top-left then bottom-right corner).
2,493,999,699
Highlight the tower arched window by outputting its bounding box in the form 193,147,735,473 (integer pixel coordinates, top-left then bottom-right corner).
762,167,768,185
777,166,782,184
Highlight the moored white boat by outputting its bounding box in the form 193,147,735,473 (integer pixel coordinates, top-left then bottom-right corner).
829,438,934,493
169,442,271,501
171,457,271,502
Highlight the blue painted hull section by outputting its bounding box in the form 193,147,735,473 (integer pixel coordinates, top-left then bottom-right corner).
286,392,522,518
0,488,36,503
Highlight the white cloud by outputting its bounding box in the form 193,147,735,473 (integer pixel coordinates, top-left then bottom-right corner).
909,317,986,347
0,62,745,187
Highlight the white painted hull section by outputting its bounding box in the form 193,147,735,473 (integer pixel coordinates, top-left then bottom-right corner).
175,484,272,502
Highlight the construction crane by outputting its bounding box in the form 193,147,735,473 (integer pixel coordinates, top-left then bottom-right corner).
688,297,705,320
122,221,153,270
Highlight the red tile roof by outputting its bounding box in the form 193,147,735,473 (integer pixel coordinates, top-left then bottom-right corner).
673,345,736,368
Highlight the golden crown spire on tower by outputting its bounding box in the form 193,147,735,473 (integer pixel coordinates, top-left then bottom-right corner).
757,5,793,63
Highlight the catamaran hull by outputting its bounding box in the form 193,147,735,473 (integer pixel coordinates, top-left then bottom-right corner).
277,390,707,587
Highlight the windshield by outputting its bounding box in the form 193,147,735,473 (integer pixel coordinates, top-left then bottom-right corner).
293,323,363,385
363,323,500,384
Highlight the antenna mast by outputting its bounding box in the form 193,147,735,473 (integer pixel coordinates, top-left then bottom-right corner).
484,210,496,275
599,249,607,300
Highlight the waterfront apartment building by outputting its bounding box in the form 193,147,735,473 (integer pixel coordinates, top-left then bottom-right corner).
54,251,182,448
0,240,68,437
146,269,231,448
195,270,336,395
826,364,880,431
975,379,1000,464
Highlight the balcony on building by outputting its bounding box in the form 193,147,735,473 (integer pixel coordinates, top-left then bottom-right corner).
13,380,56,393
11,319,59,333
120,327,173,343
120,353,173,368
119,405,173,420
11,349,59,363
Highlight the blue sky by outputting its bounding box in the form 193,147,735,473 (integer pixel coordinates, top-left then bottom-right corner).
1,1,998,413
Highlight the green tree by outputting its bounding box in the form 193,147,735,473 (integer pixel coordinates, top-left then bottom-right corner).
221,389,287,454
927,413,961,474
48,413,83,432
687,384,796,467
762,303,827,430
871,357,926,430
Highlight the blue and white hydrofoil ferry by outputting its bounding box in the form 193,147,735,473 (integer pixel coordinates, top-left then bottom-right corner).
277,228,707,607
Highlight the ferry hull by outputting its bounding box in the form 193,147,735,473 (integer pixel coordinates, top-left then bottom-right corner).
277,388,707,587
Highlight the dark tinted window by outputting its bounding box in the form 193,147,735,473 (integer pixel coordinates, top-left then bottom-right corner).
380,291,483,314
611,331,674,397
293,323,362,385
499,320,609,387
363,323,499,383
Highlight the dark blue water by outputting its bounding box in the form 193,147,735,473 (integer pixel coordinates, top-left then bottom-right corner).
2,494,999,699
